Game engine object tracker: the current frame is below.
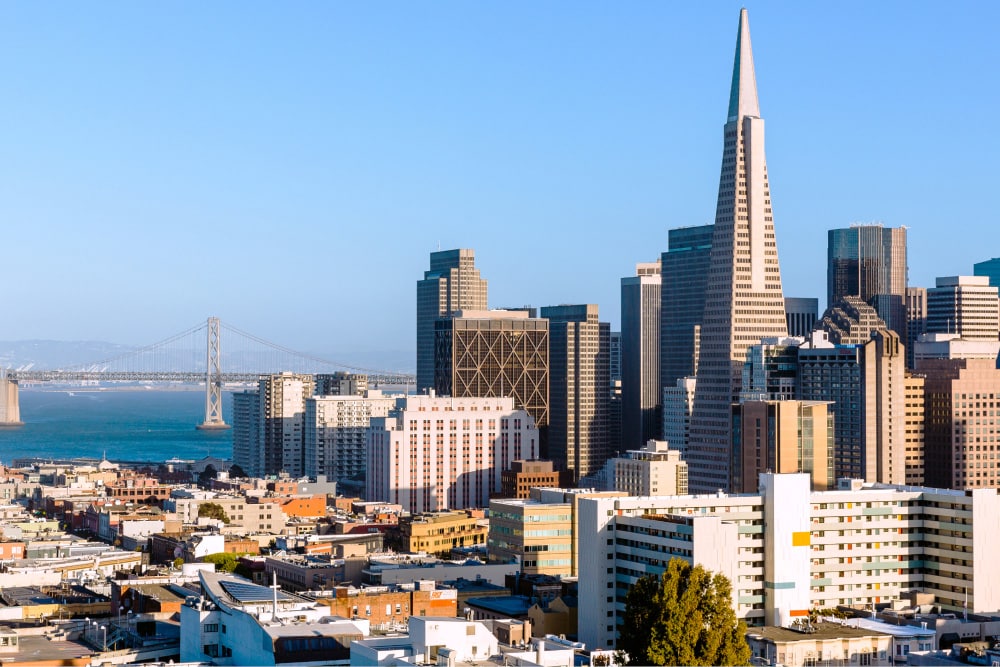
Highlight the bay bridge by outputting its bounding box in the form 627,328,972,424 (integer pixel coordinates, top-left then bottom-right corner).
0,317,415,428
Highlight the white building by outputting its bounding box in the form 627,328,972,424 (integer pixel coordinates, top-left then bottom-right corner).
926,276,1000,342
304,391,397,481
367,394,539,513
180,570,369,665
576,472,1000,651
350,616,498,666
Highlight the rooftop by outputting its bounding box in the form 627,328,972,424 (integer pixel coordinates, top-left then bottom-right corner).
747,621,891,643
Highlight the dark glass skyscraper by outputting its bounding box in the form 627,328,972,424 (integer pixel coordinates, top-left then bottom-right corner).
659,224,713,391
827,225,907,338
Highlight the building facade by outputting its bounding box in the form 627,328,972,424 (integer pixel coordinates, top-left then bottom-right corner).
784,297,818,337
827,225,907,337
905,286,927,369
661,377,696,457
366,395,539,513
973,257,1000,289
433,310,549,430
926,276,1000,342
303,391,396,482
610,439,688,496
416,248,488,393
688,9,789,492
488,498,573,577
660,225,714,392
621,262,662,451
541,304,610,483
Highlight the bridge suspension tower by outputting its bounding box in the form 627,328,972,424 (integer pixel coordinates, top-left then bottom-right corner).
196,317,229,430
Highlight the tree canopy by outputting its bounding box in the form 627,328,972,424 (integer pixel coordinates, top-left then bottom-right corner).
617,558,751,666
197,502,230,524
202,552,242,573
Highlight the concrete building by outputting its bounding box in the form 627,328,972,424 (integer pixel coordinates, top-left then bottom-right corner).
828,224,908,337
926,276,1000,342
973,257,1000,289
912,332,1000,364
488,498,573,577
541,304,610,483
918,356,1000,489
662,376,696,457
366,395,539,513
609,439,688,496
906,287,928,369
904,374,926,485
740,336,804,402
577,472,1000,651
785,297,819,337
181,570,368,664
746,622,895,667
233,373,316,478
660,224,713,390
303,391,396,482
314,372,367,397
818,296,889,345
731,400,834,492
396,510,488,556
499,460,562,499
416,248,488,393
350,616,499,666
621,262,662,451
688,9,789,493
798,330,907,484
231,390,260,477
433,309,549,430
0,371,21,427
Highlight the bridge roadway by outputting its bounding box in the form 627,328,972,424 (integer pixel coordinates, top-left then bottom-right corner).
7,370,416,385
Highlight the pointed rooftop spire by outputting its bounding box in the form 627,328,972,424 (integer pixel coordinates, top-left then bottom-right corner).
727,8,760,122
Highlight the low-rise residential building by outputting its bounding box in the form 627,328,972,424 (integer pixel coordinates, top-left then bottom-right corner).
745,621,894,667
350,616,499,666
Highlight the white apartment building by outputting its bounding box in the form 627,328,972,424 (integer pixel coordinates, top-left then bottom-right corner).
662,376,696,456
304,391,397,481
366,394,539,513
577,473,1000,651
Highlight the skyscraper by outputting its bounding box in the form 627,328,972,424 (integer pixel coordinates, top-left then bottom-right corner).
541,304,610,483
659,224,713,390
827,225,908,337
973,257,1000,289
926,276,1000,341
784,297,818,337
621,262,662,451
416,249,488,392
686,9,788,493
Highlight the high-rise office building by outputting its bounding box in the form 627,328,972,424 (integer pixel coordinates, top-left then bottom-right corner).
827,224,907,337
314,372,367,397
739,337,802,402
926,276,1000,342
416,249,488,393
609,332,622,384
231,390,261,477
660,225,713,390
731,400,834,493
621,262,662,451
817,295,888,345
541,304,610,483
798,330,906,484
662,377,696,457
904,373,925,486
784,297,818,337
906,286,928,369
687,9,789,493
973,257,1000,289
433,309,549,430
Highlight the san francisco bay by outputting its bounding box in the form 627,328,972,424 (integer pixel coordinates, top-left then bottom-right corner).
0,388,233,465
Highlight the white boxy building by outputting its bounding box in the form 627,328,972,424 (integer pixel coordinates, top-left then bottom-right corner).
350,616,499,666
577,473,1000,651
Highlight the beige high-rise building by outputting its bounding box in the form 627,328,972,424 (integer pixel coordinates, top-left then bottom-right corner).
906,286,927,368
731,400,833,492
621,263,662,451
611,439,688,496
817,296,888,345
243,372,315,478
688,8,788,492
904,373,925,485
416,249,488,393
433,309,549,429
918,356,1000,489
541,304,610,484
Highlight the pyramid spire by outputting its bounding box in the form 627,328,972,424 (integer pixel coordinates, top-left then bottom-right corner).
727,8,760,122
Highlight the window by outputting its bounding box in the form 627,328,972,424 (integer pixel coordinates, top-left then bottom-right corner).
203,623,219,633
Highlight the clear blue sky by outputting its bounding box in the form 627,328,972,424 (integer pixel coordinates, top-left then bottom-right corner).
2,2,997,370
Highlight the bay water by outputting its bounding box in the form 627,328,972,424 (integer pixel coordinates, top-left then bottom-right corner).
0,388,233,465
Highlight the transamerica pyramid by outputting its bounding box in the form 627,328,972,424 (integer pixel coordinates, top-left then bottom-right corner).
686,8,788,493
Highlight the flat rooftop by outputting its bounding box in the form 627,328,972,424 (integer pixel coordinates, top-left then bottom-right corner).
748,622,891,643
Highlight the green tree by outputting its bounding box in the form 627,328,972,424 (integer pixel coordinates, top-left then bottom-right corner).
198,502,230,524
202,552,241,573
618,558,751,666
228,463,248,479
